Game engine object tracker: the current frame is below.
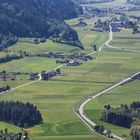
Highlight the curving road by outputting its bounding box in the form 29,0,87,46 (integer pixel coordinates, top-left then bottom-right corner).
76,73,140,140
105,24,140,53
1,22,139,140
74,23,140,140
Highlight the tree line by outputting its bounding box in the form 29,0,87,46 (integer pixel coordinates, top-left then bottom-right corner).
0,54,23,64
0,85,10,93
0,101,42,128
101,102,140,140
0,0,83,49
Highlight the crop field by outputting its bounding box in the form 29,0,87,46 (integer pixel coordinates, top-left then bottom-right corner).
110,30,140,51
1,1,140,139
1,39,140,140
84,29,140,140
0,19,111,140
85,80,140,140
0,57,58,73
66,19,108,53
9,39,81,54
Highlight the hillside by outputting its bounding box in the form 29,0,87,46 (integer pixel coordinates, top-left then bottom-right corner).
0,0,83,49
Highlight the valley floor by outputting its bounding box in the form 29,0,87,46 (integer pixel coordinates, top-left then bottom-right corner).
0,0,140,139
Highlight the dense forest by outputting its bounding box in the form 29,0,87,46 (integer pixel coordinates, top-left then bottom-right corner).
0,0,83,49
101,102,140,140
0,101,42,128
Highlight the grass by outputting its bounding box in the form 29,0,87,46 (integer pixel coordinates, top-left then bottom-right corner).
9,39,81,54
85,80,140,140
111,30,140,51
0,25,111,140
32,135,110,140
0,79,109,139
1,46,140,139
84,29,140,139
0,3,140,139
0,57,58,73
0,122,21,132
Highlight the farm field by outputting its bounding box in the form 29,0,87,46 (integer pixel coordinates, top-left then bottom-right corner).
84,28,140,139
110,30,140,51
1,40,140,139
0,57,58,73
85,80,140,140
0,80,109,139
0,18,111,140
9,40,81,54
1,0,140,139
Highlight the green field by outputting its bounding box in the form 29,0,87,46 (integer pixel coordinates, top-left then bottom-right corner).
0,57,58,73
9,39,81,54
110,30,140,51
0,17,111,140
1,42,140,140
0,1,140,139
85,80,140,140
84,28,140,140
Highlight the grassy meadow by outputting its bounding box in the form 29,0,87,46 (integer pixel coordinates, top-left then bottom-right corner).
9,39,81,54
0,1,140,139
0,17,111,140
85,80,140,140
84,29,140,140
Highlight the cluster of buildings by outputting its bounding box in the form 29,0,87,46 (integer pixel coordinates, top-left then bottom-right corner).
0,72,15,81
46,52,93,61
84,7,108,19
41,69,61,80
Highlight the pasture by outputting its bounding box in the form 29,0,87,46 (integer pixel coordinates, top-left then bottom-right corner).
84,29,140,139
0,2,140,139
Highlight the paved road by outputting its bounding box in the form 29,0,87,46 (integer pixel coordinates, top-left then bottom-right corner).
0,22,138,140
75,24,140,140
76,72,140,140
105,24,140,53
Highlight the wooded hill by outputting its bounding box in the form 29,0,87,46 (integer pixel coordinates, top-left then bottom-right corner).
0,0,83,49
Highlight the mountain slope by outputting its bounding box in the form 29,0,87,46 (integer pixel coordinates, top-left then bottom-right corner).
0,0,83,49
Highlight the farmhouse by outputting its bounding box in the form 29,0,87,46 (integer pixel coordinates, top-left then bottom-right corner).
41,69,61,80
0,72,15,81
66,60,82,66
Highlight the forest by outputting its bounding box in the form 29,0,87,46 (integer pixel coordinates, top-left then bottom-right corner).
101,102,140,140
0,0,83,49
0,101,42,128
